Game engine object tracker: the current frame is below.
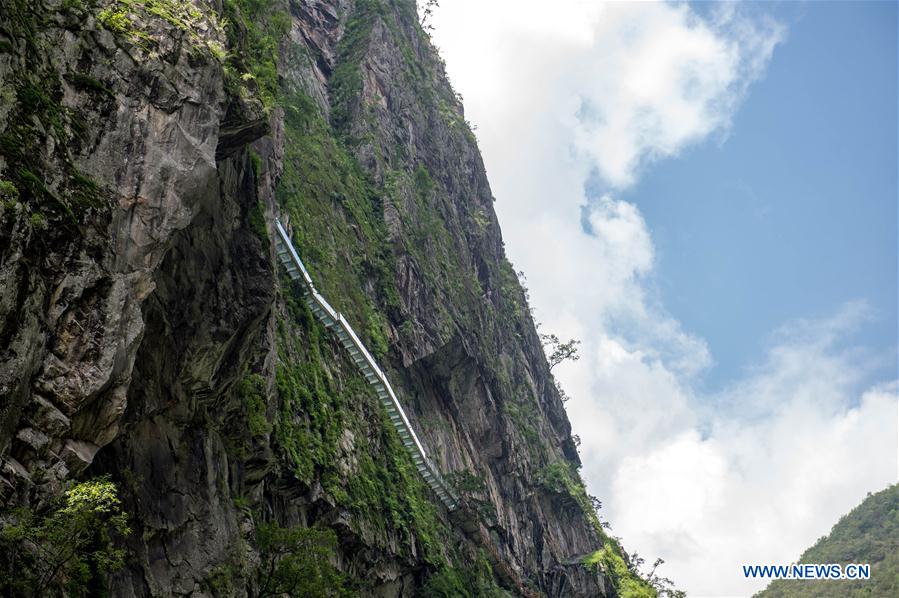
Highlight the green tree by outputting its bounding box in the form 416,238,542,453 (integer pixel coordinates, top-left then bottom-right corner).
540,333,581,370
0,477,131,597
255,522,346,597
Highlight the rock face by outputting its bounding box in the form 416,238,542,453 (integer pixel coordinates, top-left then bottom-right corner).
0,1,639,596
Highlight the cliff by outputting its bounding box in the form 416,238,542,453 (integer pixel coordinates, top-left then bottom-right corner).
0,1,651,595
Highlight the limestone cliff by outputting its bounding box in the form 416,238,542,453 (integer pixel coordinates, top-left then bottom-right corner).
0,1,651,596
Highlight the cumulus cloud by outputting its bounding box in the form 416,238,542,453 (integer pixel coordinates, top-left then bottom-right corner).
603,310,897,597
429,1,895,596
567,2,785,189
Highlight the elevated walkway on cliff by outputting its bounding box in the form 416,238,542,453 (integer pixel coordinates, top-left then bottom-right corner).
273,218,459,511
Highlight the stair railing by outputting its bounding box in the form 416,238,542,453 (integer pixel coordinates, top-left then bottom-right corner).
273,218,459,511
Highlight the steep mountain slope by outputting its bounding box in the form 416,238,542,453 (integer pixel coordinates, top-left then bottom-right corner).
0,1,654,595
756,484,899,597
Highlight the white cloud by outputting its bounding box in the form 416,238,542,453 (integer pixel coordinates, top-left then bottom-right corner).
566,2,784,189
429,2,896,596
605,316,897,597
587,195,654,277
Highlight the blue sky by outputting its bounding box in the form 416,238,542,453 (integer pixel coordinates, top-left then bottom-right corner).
633,1,898,393
431,1,898,594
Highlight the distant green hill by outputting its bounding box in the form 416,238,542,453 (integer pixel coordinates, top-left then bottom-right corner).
755,483,898,597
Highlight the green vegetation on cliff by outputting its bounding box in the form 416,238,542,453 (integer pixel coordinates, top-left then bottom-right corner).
221,0,290,111
98,0,228,57
278,89,402,338
271,90,492,586
584,539,656,598
0,1,111,231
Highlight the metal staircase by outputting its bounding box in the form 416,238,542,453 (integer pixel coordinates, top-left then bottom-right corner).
273,218,459,511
